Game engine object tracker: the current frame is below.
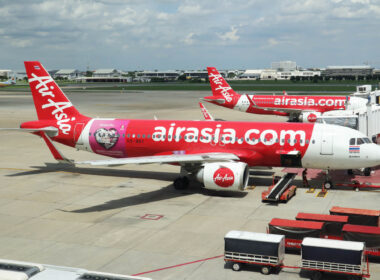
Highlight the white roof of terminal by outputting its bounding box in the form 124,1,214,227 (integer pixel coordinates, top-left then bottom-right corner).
94,69,119,74
327,65,373,69
55,69,78,74
140,70,179,73
302,237,364,251
225,230,284,243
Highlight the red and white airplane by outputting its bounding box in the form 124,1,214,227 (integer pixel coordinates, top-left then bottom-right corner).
5,61,380,191
203,67,367,122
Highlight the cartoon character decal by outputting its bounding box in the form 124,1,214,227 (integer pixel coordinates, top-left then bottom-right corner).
94,128,119,149
89,119,129,157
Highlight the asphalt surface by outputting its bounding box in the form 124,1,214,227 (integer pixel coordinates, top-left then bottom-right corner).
0,89,379,280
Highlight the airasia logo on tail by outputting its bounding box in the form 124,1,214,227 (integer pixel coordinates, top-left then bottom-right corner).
213,168,234,188
307,113,317,122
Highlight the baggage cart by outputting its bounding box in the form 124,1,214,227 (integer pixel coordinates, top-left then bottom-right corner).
224,231,285,274
301,237,369,279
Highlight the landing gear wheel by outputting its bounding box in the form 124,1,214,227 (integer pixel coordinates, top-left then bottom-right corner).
312,271,322,280
173,177,189,190
232,262,241,271
261,266,271,275
364,168,371,176
324,181,333,190
347,169,354,175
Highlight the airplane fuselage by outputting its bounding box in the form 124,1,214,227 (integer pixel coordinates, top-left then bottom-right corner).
209,94,367,118
22,118,375,170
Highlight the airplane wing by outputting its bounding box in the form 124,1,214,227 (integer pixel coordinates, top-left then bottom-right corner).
77,153,239,166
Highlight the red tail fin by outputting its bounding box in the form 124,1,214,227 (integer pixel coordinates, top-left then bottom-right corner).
207,67,239,102
24,61,83,121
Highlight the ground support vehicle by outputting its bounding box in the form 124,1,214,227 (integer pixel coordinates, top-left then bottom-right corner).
261,173,297,202
301,237,369,280
268,218,324,249
343,224,380,257
296,212,349,238
330,206,380,227
224,231,285,274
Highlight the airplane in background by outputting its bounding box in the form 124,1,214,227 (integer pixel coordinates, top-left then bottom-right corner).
202,67,368,122
0,77,16,87
3,61,380,192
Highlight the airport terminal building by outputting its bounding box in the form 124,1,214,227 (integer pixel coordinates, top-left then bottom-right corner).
323,66,374,78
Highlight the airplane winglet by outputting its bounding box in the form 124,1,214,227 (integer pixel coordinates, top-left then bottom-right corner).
199,102,214,121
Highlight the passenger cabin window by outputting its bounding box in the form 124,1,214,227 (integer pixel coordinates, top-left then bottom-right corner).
349,138,355,145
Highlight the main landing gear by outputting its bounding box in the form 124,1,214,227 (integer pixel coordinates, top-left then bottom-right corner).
173,176,189,190
347,168,372,176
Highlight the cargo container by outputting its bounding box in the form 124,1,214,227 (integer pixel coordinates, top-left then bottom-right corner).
296,212,348,237
301,237,368,279
343,224,380,257
268,218,323,249
330,206,380,226
224,231,285,274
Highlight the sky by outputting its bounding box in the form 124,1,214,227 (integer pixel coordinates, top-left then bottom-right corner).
1,0,380,70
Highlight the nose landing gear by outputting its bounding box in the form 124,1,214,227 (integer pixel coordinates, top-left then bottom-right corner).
323,170,333,190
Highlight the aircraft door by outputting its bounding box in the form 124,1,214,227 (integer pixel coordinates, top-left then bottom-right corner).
74,123,84,144
320,133,334,155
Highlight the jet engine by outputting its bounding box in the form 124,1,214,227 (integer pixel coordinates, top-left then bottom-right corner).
195,162,249,191
299,111,321,123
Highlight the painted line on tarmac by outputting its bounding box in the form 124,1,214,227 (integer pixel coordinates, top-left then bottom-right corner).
132,255,224,276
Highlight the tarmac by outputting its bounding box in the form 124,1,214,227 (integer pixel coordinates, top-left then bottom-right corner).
0,89,379,279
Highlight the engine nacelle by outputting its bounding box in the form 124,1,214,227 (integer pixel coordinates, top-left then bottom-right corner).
196,162,249,191
299,111,321,123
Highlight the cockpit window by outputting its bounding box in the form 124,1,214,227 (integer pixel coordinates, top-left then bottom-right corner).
349,138,355,145
357,138,364,145
363,138,371,143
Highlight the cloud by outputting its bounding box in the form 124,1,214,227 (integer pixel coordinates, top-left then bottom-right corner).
182,33,195,45
267,38,279,46
218,27,240,42
0,0,379,69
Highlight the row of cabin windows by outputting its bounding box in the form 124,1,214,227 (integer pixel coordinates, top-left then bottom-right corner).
89,132,315,144
349,137,371,145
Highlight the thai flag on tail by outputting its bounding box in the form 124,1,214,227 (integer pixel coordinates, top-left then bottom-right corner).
349,145,360,153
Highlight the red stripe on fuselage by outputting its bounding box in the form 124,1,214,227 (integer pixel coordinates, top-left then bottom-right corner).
90,119,315,167
249,95,347,113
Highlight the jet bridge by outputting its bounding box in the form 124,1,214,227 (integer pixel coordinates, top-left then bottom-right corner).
317,91,380,143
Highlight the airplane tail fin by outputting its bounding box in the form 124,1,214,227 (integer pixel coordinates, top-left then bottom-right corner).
24,61,85,121
204,67,239,104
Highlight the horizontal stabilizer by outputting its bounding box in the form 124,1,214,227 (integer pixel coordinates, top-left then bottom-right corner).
0,127,59,137
201,97,226,104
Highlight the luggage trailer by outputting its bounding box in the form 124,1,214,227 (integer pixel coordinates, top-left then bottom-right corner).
296,212,349,238
225,232,370,278
300,237,369,279
268,218,324,249
330,206,380,227
343,224,380,257
224,231,285,275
